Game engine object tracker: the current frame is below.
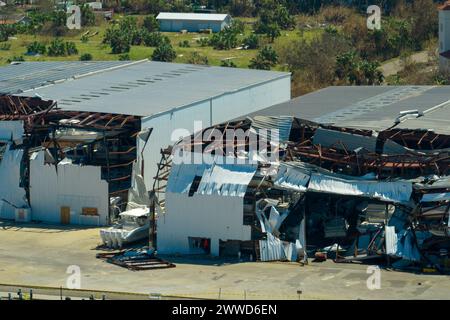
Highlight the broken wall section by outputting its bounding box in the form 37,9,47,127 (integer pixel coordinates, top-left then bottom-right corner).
0,120,28,220
158,155,257,256
30,150,109,226
0,144,28,219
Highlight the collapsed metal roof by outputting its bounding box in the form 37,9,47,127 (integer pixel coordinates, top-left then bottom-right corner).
246,86,450,135
0,60,290,117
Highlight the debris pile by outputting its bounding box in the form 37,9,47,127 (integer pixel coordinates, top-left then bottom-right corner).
154,116,450,272
0,94,140,225
96,249,176,271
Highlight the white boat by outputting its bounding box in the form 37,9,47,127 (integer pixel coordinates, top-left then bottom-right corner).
100,207,150,249
54,128,103,143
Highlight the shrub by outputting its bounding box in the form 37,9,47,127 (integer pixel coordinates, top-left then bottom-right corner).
243,34,259,49
80,53,93,61
103,16,140,52
221,59,237,68
26,41,46,55
119,53,130,61
229,19,245,34
47,39,78,56
178,40,190,48
142,32,168,47
130,29,145,45
65,42,78,55
255,2,295,34
186,51,208,65
196,37,210,47
209,27,238,50
46,10,67,36
143,15,159,32
0,24,16,42
47,38,67,56
81,4,96,26
104,28,131,54
151,41,176,62
319,6,355,25
81,34,89,43
0,42,11,51
7,55,25,63
249,46,278,70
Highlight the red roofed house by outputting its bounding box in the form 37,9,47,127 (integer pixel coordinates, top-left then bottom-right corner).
439,1,450,72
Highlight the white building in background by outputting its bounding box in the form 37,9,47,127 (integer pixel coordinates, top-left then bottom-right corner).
156,12,231,33
439,1,450,72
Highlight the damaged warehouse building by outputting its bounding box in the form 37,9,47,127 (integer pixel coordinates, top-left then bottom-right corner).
154,86,450,272
0,60,290,226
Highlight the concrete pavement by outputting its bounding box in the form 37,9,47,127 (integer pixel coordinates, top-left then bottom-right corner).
0,220,448,300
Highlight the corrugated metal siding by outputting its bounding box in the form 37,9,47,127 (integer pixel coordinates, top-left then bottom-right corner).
159,19,224,32
156,12,229,21
251,115,293,142
197,163,256,197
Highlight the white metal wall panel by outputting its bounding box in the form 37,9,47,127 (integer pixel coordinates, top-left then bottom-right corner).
0,145,27,219
140,100,211,188
211,76,291,124
140,76,291,188
30,151,109,226
0,120,24,144
158,193,252,255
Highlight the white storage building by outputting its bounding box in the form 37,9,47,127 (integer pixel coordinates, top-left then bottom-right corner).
156,12,231,32
0,60,291,225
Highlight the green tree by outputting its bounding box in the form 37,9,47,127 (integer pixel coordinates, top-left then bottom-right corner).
49,10,67,28
103,27,131,53
110,32,131,53
81,4,96,26
196,37,210,47
229,0,255,17
179,40,191,48
244,33,259,49
335,51,384,85
47,38,66,56
143,15,159,32
264,23,281,43
278,31,351,95
249,45,278,70
254,0,294,37
143,32,168,47
26,41,46,55
209,26,239,50
147,0,171,14
151,41,176,62
0,25,16,42
65,41,78,55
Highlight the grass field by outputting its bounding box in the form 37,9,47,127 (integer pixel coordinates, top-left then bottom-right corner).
0,15,322,69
